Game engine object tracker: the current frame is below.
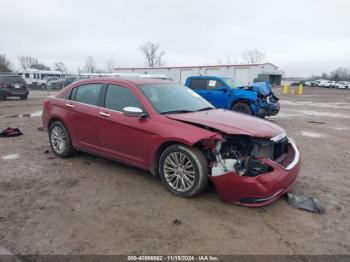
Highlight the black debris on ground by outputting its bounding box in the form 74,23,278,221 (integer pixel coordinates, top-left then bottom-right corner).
307,121,326,125
172,219,182,225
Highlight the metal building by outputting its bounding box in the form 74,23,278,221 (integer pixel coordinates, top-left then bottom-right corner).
114,63,283,85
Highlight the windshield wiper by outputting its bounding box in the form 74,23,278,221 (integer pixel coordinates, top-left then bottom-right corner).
161,110,194,114
196,107,215,112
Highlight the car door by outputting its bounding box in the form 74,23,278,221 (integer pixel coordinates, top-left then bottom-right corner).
203,79,229,108
96,83,154,169
188,78,227,107
65,83,104,153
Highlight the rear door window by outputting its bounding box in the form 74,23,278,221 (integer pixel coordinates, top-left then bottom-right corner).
62,90,71,100
104,84,142,112
72,83,103,106
189,79,207,90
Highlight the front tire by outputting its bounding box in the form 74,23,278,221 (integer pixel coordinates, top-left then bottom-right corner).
49,121,74,158
159,144,208,198
232,102,252,114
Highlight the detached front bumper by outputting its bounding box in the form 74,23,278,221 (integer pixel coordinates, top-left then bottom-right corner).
256,101,280,117
209,138,300,207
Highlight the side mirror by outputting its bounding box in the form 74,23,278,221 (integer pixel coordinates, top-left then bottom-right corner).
218,87,227,92
123,107,145,118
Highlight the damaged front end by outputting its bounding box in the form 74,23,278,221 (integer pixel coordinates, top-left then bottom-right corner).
204,133,300,206
242,81,280,117
255,92,280,117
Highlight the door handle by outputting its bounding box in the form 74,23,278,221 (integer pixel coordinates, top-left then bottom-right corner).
99,112,111,117
65,103,74,108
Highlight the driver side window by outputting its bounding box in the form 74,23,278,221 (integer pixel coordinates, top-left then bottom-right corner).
207,79,224,90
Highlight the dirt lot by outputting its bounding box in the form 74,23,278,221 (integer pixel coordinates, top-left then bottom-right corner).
0,87,349,255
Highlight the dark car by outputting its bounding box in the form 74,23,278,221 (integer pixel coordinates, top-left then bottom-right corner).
42,78,300,207
63,76,78,87
291,81,304,86
0,74,29,100
46,76,65,90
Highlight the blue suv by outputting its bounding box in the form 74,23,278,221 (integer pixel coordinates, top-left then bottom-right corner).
185,76,280,117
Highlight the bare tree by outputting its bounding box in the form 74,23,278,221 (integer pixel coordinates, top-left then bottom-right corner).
84,56,97,73
139,42,165,67
0,54,12,72
53,62,67,73
105,59,115,73
242,49,266,64
331,67,350,81
31,63,50,70
18,56,39,70
18,56,51,70
321,72,329,80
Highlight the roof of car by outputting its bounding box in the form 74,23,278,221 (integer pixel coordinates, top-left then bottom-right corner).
76,77,173,86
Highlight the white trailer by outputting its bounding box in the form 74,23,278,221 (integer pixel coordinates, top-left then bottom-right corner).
114,63,283,85
19,69,65,89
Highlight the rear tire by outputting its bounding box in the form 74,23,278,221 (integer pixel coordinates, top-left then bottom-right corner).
159,144,208,198
232,102,252,114
49,121,74,158
40,84,47,90
20,94,28,100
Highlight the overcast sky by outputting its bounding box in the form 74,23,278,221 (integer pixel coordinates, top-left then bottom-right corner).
1,0,349,77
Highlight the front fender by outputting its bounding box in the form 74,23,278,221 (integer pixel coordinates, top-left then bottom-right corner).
147,117,224,174
230,89,257,103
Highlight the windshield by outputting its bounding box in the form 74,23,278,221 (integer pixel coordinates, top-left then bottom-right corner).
139,84,214,114
222,77,245,88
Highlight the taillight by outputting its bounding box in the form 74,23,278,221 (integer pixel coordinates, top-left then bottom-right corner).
2,83,8,88
43,99,49,110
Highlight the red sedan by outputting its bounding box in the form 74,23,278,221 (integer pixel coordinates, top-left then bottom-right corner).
42,78,300,207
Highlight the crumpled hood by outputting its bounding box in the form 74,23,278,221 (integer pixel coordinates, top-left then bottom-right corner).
239,81,272,96
166,109,285,138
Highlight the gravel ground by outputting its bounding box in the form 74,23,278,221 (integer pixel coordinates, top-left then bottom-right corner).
0,87,349,255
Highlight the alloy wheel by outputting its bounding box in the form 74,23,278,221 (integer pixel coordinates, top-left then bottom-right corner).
50,126,67,154
163,152,196,192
